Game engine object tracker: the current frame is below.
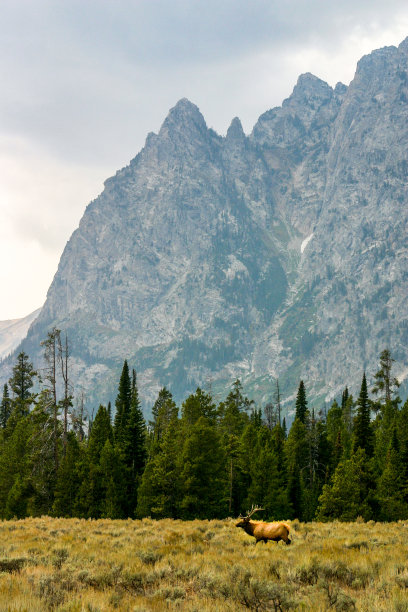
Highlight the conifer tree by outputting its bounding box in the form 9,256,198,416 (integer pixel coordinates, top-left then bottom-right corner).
136,412,181,518
99,439,126,518
353,373,374,456
0,414,32,518
246,426,290,519
0,384,11,429
122,369,147,515
179,416,226,519
218,380,251,516
181,388,217,427
285,417,308,519
8,351,37,418
76,405,114,518
377,425,407,520
295,380,308,424
372,349,400,406
53,432,83,517
114,360,132,447
316,448,374,521
149,387,177,447
25,389,63,515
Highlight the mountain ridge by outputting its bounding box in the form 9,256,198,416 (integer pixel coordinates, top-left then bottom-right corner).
2,38,408,414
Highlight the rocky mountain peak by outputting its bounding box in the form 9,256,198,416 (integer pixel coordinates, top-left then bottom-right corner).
160,98,207,137
226,116,245,142
284,72,334,112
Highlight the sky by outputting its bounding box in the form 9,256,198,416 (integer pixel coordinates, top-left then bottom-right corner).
1,1,408,320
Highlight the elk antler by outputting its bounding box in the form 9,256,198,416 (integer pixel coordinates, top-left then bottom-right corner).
245,505,265,520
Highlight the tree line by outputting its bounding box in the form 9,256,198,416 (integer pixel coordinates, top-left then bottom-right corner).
0,334,406,522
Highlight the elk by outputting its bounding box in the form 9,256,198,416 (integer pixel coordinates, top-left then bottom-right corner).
235,506,291,545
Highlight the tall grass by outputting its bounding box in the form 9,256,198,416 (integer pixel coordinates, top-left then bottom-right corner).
0,517,407,610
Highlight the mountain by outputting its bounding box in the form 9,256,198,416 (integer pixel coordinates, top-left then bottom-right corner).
3,38,408,412
0,309,41,361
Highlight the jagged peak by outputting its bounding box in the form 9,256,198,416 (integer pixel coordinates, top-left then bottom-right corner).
334,82,347,95
226,116,245,141
289,72,333,101
160,98,207,135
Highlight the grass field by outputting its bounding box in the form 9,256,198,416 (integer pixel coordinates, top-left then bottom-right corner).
0,517,408,611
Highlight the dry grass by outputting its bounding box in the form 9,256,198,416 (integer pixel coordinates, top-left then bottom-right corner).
0,517,407,610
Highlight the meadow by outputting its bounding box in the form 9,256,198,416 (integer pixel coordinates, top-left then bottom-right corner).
0,518,408,611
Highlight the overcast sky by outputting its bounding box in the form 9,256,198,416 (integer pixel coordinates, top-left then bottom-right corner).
1,1,408,319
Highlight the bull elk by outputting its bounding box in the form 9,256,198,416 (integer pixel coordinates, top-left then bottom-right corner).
235,505,291,545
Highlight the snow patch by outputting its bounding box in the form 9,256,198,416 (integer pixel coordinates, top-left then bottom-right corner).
301,233,314,254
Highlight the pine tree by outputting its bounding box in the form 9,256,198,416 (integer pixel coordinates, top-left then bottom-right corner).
377,426,407,520
114,360,132,447
326,400,342,465
285,417,308,519
99,439,126,518
218,381,252,516
372,349,400,406
316,448,374,521
76,405,114,518
295,380,308,424
246,426,290,519
122,369,147,516
53,433,83,517
0,414,32,518
179,416,226,519
8,351,37,418
181,388,217,427
136,412,181,518
25,389,63,515
0,384,12,429
353,373,374,456
149,387,177,447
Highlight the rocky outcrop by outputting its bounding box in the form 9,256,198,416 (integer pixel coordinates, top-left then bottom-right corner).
4,38,408,411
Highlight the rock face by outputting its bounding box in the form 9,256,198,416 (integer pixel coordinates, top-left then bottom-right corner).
5,39,408,410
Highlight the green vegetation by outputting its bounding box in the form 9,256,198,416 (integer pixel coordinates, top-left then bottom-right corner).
0,340,407,524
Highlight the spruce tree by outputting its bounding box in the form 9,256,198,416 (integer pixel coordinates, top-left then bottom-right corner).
76,405,114,518
179,416,226,519
181,388,217,427
149,387,177,447
8,351,37,417
136,412,181,518
114,360,132,447
316,448,374,521
0,384,12,429
353,372,373,456
99,439,126,519
372,349,400,405
53,433,83,517
122,369,147,516
218,380,252,516
25,390,63,515
295,380,308,424
377,426,407,520
285,417,308,519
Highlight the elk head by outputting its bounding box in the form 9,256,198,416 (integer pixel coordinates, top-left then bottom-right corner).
235,505,264,528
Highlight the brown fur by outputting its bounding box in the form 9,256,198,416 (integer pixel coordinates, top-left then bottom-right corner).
236,519,291,545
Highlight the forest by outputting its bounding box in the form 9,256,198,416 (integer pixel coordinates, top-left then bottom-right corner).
0,328,406,523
